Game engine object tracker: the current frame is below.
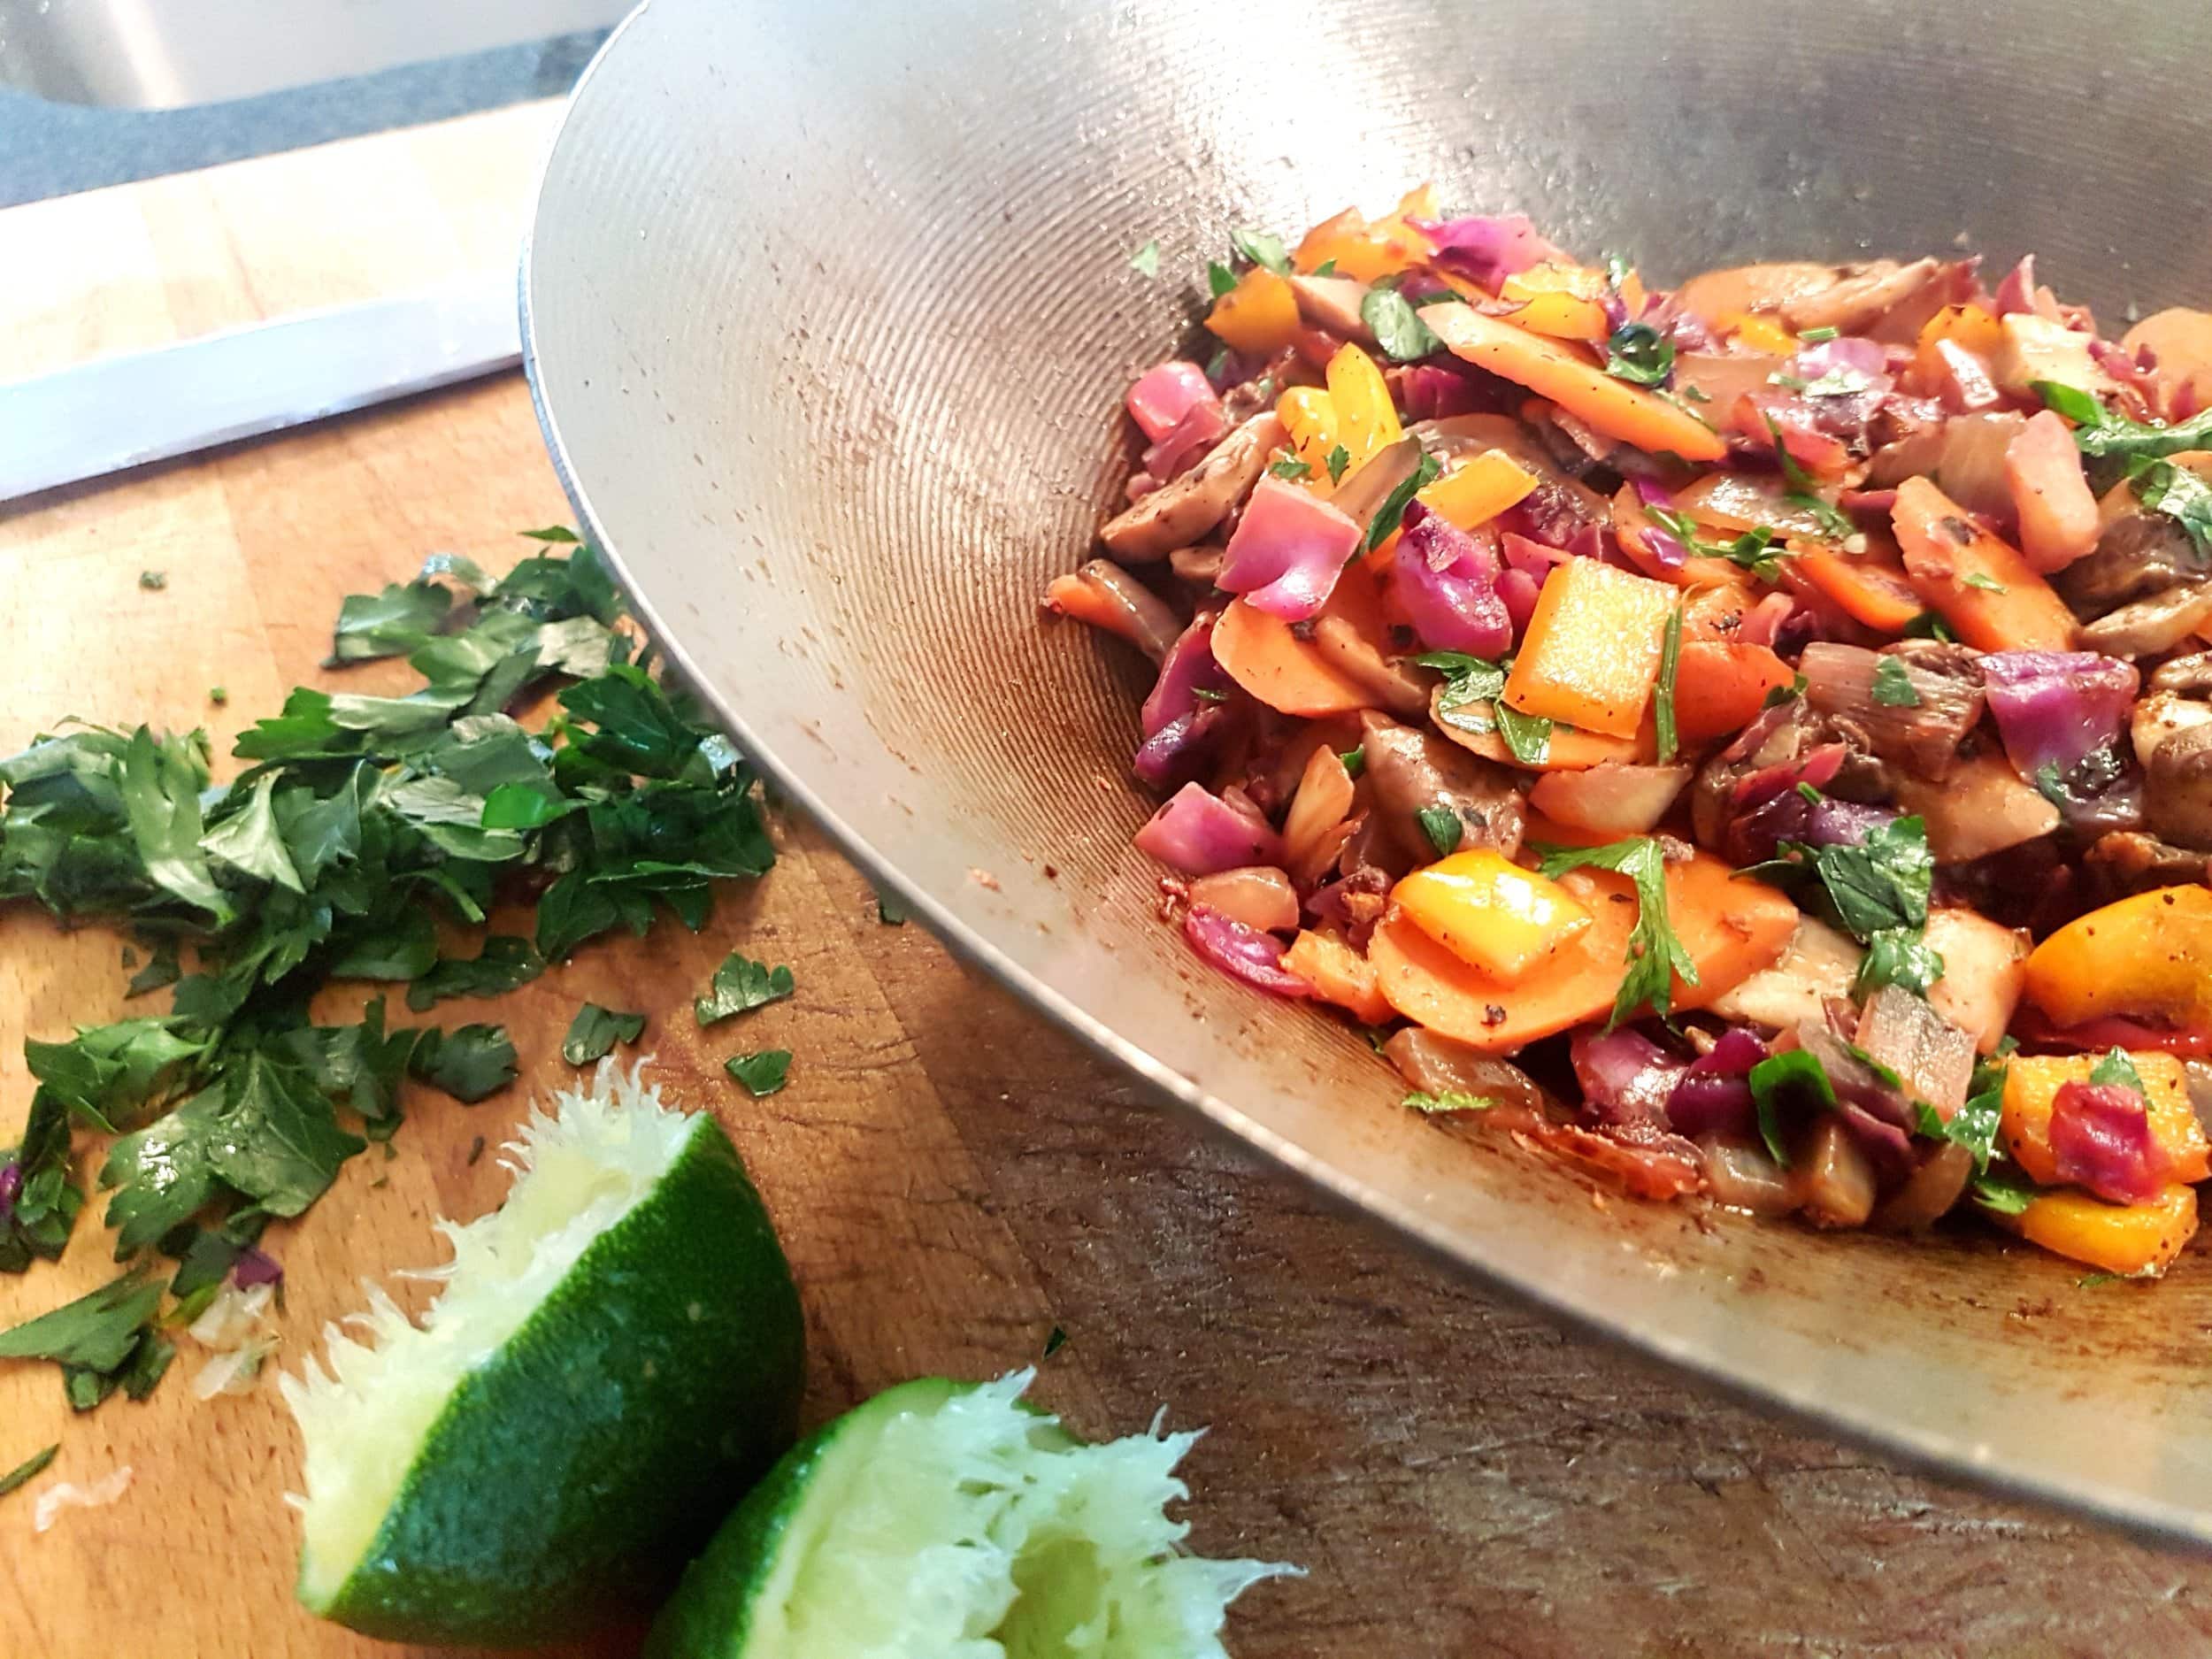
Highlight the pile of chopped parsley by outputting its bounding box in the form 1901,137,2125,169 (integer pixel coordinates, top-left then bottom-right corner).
0,533,778,1426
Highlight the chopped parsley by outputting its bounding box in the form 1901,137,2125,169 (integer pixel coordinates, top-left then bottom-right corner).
1337,744,1366,780
561,1003,646,1067
1535,837,1697,1029
1902,610,1960,643
1747,1048,1834,1164
2089,1047,2147,1094
1870,657,1923,707
1645,504,1787,581
1269,457,1314,481
1229,227,1292,276
1404,1090,1498,1115
1206,261,1238,299
1761,414,1857,539
726,1049,793,1098
1798,326,1840,343
1325,445,1352,485
695,951,796,1027
1420,651,1554,764
1362,286,1442,362
1128,238,1160,279
1363,451,1442,551
1762,672,1809,710
137,571,166,591
1604,321,1675,387
1962,571,2008,594
1655,604,1684,764
1969,1163,2039,1216
1746,811,1943,997
1415,806,1463,857
876,887,910,926
0,1444,58,1501
1312,258,1338,277
2034,380,2212,462
2134,457,2212,557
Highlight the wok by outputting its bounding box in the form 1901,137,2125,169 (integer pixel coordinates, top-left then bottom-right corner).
523,0,2212,1544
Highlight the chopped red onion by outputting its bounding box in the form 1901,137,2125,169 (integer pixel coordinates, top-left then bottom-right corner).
1666,1028,1768,1140
1126,360,1222,442
1141,613,1231,739
1409,213,1564,292
1501,530,1577,582
1393,500,1511,657
1630,478,1689,570
230,1246,285,1289
1131,707,1226,790
1134,782,1285,876
1991,255,2038,319
1398,361,1499,420
1215,475,1363,621
1496,566,1544,634
1786,335,1892,396
2049,1079,2172,1205
1980,650,2139,781
1183,903,1310,998
1141,398,1229,482
1571,1028,1686,1129
1739,591,1795,649
0,1156,19,1222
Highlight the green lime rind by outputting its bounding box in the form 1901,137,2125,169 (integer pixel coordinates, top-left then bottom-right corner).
643,1377,965,1659
311,1113,804,1647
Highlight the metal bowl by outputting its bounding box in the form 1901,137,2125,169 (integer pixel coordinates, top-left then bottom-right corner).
524,0,2212,1543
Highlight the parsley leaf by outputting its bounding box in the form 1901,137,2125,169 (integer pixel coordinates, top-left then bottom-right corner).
1494,703,1554,765
1229,227,1291,276
1338,744,1365,780
726,1050,793,1097
0,1444,58,1501
0,1092,82,1273
1870,657,1923,707
1363,451,1442,551
1206,261,1238,299
2034,380,2212,461
1798,326,1840,343
330,580,453,664
1604,321,1675,387
408,1024,518,1103
0,1271,164,1373
404,934,545,1011
1325,445,1352,485
1415,806,1463,857
1655,604,1684,764
1362,288,1442,362
1969,1163,2039,1216
1403,1090,1497,1114
1128,238,1160,279
1760,414,1857,538
695,951,795,1027
2134,458,2212,558
1312,258,1338,277
1902,610,1960,642
1961,572,2008,594
2089,1047,2147,1094
562,1003,646,1066
1747,1048,1836,1165
1536,838,1698,1028
1856,928,1946,998
1269,457,1313,481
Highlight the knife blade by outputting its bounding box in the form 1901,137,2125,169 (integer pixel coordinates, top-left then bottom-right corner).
0,281,521,504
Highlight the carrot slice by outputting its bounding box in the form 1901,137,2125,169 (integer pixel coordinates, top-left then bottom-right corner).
1671,641,1796,742
1368,852,1799,1051
1420,301,1729,463
1212,565,1396,717
1891,475,2076,651
1282,928,1394,1025
1432,700,1654,772
1503,558,1678,737
1793,543,1922,634
1611,481,1756,588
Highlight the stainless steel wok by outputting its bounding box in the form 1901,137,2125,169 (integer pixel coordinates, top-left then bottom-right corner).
524,0,2212,1544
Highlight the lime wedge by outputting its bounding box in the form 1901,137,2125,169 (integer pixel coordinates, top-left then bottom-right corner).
645,1371,1296,1658
281,1060,804,1646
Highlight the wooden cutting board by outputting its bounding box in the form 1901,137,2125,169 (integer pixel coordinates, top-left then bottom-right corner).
6,101,2212,1659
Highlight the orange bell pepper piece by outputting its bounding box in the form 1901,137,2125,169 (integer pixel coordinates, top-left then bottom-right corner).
1670,641,1797,742
1503,558,1678,738
1293,192,1436,283
2013,1186,2198,1278
2022,885,2212,1033
1499,263,1615,342
1716,311,1800,357
1418,449,1538,531
1891,475,2076,651
2000,1051,2212,1188
1282,928,1394,1025
1421,301,1727,463
1205,268,1303,356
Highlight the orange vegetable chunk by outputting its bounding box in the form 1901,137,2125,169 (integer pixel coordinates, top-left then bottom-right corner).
1670,641,1797,742
1367,849,1799,1051
1205,268,1302,356
1419,301,1729,463
1890,475,2076,651
1418,449,1537,531
1282,929,1394,1025
1392,849,1592,982
1503,558,1678,738
2022,885,2212,1033
2000,1051,2212,1189
2015,1186,2198,1278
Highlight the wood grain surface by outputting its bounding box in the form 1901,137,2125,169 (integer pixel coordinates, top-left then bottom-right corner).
5,101,2212,1659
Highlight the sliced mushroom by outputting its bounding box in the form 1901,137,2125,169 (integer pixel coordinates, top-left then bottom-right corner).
1789,1116,1878,1229
1309,616,1427,718
1167,544,1225,588
1674,261,1855,327
2076,583,2212,658
1357,710,1527,864
2085,829,2212,895
1099,411,1284,562
1042,559,1183,660
1708,916,1863,1033
2058,510,2209,616
1871,1141,1974,1232
1289,273,1375,342
1781,257,1943,335
2145,724,2212,850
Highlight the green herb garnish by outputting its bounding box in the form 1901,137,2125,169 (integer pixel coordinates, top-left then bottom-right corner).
1363,452,1442,551
2134,457,2212,557
1128,239,1161,279
1415,806,1463,858
2089,1046,2148,1094
1229,227,1292,276
562,1003,647,1067
695,950,795,1027
1269,457,1313,480
1962,572,2008,595
1404,1090,1498,1115
1536,837,1697,1028
1798,326,1840,343
1325,445,1352,486
0,1443,58,1501
2034,380,2212,462
1363,287,1442,362
726,1050,793,1098
1206,261,1238,299
1603,321,1675,387
1870,657,1923,707
1655,604,1684,765
1902,610,1960,642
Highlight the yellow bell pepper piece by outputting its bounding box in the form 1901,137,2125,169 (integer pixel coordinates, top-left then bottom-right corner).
1717,311,1800,357
1275,387,1340,480
2001,1052,2212,1187
1205,268,1302,356
1391,849,1593,982
1499,263,1611,343
1324,342,1402,472
2021,885,2212,1033
2014,1185,2199,1278
1916,302,2004,359
1502,557,1678,738
1417,449,1538,531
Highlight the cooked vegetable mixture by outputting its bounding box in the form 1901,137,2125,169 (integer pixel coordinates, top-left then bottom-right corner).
1050,188,2212,1276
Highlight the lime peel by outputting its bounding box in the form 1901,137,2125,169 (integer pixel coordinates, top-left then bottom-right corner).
281,1057,803,1644
648,1369,1298,1658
